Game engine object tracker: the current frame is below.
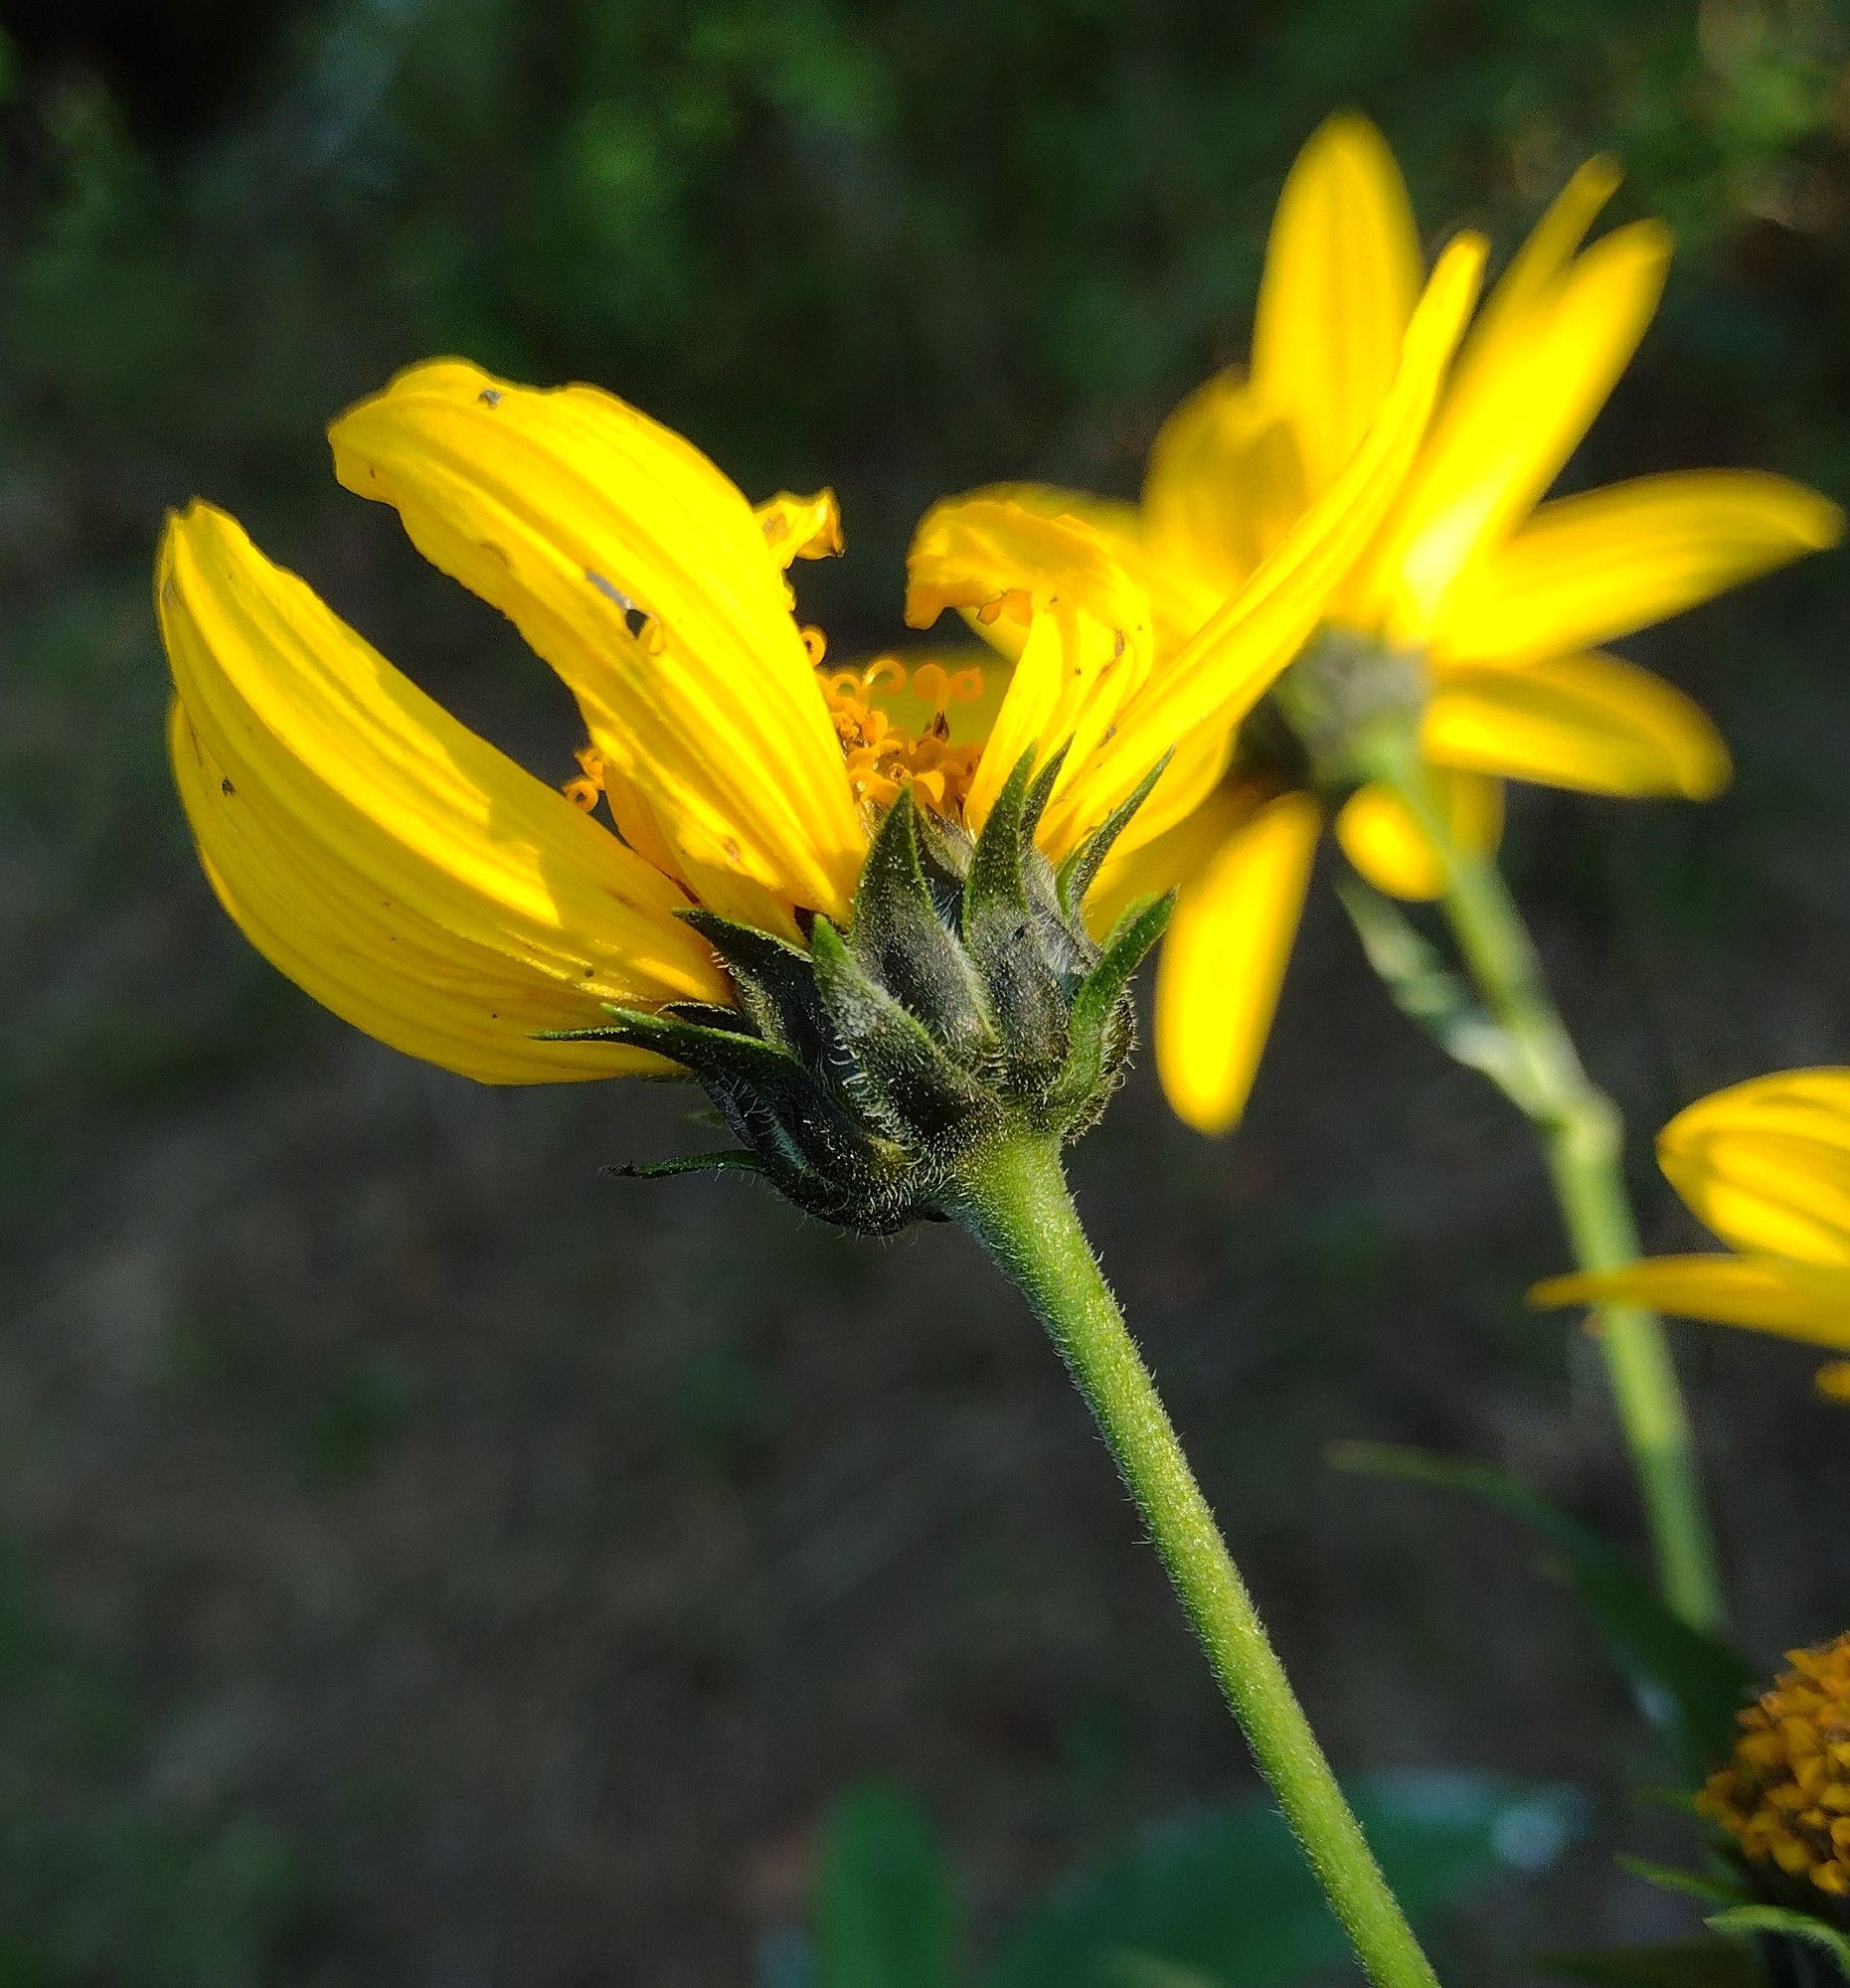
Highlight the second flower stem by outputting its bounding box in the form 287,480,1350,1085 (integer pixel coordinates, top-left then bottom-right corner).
950,1134,1442,1988
1384,762,1725,1635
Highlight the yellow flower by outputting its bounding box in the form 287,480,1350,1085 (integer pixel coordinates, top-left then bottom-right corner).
1698,1631,1850,1899
912,115,1842,1134
160,309,1476,1085
1532,1069,1850,1395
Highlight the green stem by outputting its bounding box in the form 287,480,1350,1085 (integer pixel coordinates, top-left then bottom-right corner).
1379,758,1725,1635
949,1134,1442,1988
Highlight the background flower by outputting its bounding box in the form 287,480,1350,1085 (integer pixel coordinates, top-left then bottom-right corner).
918,115,1840,1134
1533,1069,1850,1396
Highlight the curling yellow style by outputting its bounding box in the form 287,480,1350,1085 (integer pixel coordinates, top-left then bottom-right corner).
913,114,1842,1133
1532,1069,1850,1396
160,298,1477,1081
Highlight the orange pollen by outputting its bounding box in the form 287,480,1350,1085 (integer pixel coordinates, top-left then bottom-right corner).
1699,1631,1850,1901
819,654,985,819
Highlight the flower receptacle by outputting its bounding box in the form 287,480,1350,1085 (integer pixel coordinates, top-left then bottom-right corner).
550,753,1174,1235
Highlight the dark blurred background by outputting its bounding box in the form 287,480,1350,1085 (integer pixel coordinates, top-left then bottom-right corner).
2,0,1849,1980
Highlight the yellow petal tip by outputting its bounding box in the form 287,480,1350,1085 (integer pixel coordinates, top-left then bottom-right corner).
1814,1362,1850,1405
1801,492,1848,550
1527,1272,1596,1310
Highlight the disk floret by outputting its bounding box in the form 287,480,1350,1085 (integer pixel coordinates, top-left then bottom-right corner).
1700,1632,1850,1905
562,753,1172,1234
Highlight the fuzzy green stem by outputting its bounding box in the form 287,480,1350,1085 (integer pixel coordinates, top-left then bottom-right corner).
949,1134,1443,1988
1377,756,1725,1635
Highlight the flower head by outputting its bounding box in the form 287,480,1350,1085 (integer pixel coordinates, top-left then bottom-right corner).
1531,1069,1850,1395
1699,1631,1850,1902
161,321,1474,1225
913,115,1841,1135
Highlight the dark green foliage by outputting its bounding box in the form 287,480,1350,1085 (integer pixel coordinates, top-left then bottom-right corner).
801,1771,1580,1988
1706,1907,1850,1987
1542,1940,1763,1986
1331,1444,1757,1785
555,768,1173,1234
813,1781,956,1988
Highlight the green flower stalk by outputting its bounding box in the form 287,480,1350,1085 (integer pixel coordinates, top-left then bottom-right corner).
589,760,1442,1988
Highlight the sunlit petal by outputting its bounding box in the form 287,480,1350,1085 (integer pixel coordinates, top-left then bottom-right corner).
1432,472,1844,667
905,491,1152,644
1084,776,1263,933
1251,112,1424,497
1154,792,1322,1135
1139,372,1307,623
1659,1070,1850,1269
1531,1254,1850,1350
1334,769,1503,901
1374,208,1670,635
1423,650,1730,798
330,359,864,922
1077,234,1486,841
160,503,724,1082
755,488,844,568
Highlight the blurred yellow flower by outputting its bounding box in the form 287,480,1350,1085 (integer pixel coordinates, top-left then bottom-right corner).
1531,1069,1850,1394
1699,1630,1850,1897
160,302,1476,1081
912,115,1841,1134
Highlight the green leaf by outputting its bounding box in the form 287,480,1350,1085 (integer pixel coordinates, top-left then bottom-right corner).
1057,893,1174,1111
984,1772,1580,1988
961,752,1069,1068
573,1004,874,1191
815,1780,957,1988
1615,1856,1751,1908
1331,1443,1756,1782
1710,1905,1850,1982
850,792,993,1053
1539,1938,1762,1986
808,917,985,1139
678,908,831,1063
605,1149,765,1183
1334,880,1546,1114
1056,753,1170,918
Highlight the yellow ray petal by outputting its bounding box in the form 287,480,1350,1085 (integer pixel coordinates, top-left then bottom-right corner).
1154,792,1322,1135
1334,769,1503,901
1251,113,1423,497
1376,216,1671,636
1530,1254,1850,1351
1084,776,1263,934
329,359,864,922
1658,1069,1850,1269
159,503,725,1082
1422,649,1730,798
1456,155,1622,378
1812,1363,1850,1403
755,488,844,567
903,498,1159,843
1072,234,1487,844
1141,369,1309,611
1431,472,1845,667
927,479,1219,663
905,492,1152,646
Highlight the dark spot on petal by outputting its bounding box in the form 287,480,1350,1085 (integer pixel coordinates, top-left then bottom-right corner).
722,837,742,863
220,776,236,797
585,569,633,609
477,388,502,407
